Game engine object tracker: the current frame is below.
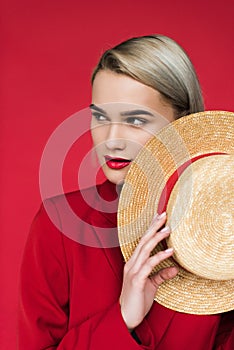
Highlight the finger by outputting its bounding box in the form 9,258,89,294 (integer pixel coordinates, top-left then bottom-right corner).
150,266,179,288
127,222,170,273
129,226,171,273
135,247,175,281
143,212,167,239
129,212,167,264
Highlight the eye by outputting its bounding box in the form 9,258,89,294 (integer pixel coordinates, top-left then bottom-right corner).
125,117,148,126
92,112,109,123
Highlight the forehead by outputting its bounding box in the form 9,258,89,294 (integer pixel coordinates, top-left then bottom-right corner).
92,70,161,105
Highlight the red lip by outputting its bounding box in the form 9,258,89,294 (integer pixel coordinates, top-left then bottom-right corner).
104,156,131,170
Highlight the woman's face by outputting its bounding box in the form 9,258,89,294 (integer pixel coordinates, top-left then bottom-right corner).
91,70,175,185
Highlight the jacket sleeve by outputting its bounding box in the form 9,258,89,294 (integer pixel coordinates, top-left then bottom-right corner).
214,311,234,350
18,201,155,350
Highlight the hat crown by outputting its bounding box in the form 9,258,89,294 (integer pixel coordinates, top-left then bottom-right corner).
167,154,234,280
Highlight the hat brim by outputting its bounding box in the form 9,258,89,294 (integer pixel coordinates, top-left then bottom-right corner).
118,110,234,314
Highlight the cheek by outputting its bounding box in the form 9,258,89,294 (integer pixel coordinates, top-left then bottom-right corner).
90,129,97,147
125,135,150,160
131,130,153,148
90,130,106,163
91,128,104,148
139,134,153,146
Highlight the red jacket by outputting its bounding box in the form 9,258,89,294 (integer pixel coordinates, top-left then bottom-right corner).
18,180,234,349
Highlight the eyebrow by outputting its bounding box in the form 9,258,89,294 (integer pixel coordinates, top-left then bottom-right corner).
89,104,154,117
120,109,154,117
90,104,107,114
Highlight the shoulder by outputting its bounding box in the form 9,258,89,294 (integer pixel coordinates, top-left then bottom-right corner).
27,180,118,248
44,179,118,219
45,181,109,218
37,181,117,244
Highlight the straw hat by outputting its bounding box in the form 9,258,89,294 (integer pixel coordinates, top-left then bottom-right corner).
118,110,234,315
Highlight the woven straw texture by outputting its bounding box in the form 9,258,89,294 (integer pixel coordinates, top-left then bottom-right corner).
118,111,234,314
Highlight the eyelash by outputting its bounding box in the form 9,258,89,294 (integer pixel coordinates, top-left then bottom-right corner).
92,112,108,122
92,112,148,127
125,117,148,126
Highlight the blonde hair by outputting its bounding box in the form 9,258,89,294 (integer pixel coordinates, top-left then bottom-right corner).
91,35,204,118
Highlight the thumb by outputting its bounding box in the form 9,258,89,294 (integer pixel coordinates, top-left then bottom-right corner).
150,266,179,288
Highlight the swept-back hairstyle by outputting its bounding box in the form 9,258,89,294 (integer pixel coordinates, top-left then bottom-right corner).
91,35,204,118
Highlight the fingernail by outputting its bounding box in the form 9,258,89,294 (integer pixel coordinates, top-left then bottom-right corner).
165,248,173,253
160,225,170,233
157,212,166,219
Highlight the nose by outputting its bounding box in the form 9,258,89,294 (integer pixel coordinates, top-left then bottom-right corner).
105,123,126,151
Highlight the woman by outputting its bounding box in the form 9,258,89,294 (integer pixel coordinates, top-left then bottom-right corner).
18,35,233,349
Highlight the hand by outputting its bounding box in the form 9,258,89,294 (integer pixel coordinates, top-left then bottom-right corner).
119,212,178,331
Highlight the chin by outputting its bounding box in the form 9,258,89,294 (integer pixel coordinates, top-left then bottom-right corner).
103,169,126,186
106,175,125,186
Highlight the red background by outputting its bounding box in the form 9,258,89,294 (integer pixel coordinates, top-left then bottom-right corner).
1,0,234,348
